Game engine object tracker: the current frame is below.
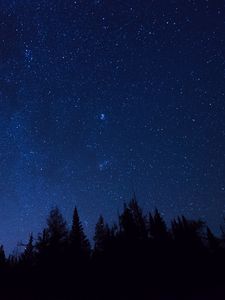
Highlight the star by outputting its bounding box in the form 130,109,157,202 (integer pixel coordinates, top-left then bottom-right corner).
99,113,106,121
98,160,110,171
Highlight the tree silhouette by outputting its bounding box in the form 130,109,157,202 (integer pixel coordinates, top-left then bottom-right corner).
0,200,224,300
21,234,34,266
128,195,147,239
119,203,135,238
36,228,49,256
119,196,147,240
35,207,68,268
171,216,205,257
94,215,111,252
46,207,68,248
70,207,90,256
149,209,168,241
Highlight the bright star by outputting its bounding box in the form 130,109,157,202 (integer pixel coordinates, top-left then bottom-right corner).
100,113,106,121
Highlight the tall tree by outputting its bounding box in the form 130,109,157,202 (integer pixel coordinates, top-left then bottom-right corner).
36,228,50,255
94,215,111,252
119,203,135,238
22,233,34,265
119,195,147,240
46,207,68,248
35,207,68,260
129,195,147,239
149,209,168,241
70,207,90,256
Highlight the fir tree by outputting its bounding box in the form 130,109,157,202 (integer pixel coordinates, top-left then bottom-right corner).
149,209,168,241
70,207,90,256
46,207,68,248
119,196,147,240
22,233,34,265
94,215,110,252
36,228,49,255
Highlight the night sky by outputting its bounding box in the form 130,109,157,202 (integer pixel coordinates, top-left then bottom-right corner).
1,0,225,253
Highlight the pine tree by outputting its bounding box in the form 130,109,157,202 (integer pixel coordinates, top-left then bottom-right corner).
94,215,110,252
129,195,147,239
36,228,49,255
47,207,68,248
22,233,34,265
35,207,68,261
149,209,168,241
119,204,135,238
119,196,147,240
171,216,204,249
70,207,90,256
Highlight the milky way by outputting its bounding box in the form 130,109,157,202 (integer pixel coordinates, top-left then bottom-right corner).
0,0,225,252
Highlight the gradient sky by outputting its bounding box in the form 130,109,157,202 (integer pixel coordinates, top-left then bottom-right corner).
1,0,225,253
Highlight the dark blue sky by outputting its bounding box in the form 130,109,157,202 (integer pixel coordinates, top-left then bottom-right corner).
1,0,225,253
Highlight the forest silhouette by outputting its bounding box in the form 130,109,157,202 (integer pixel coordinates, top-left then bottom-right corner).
0,195,225,299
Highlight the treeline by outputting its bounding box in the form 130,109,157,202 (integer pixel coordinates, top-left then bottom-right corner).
0,196,225,299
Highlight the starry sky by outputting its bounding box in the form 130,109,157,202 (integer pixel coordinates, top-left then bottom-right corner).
0,0,225,253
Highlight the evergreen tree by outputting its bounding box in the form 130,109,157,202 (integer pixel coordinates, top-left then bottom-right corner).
171,216,204,249
22,234,34,265
119,203,135,238
46,207,68,248
119,196,147,240
129,195,147,239
94,215,110,252
70,207,90,256
36,207,68,260
149,209,168,241
36,228,49,255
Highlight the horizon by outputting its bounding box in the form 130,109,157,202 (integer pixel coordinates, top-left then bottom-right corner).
4,195,225,256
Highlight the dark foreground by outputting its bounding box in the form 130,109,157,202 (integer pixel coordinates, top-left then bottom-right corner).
0,199,225,300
